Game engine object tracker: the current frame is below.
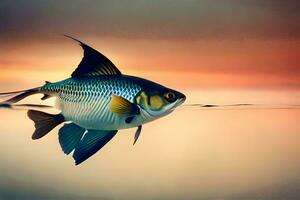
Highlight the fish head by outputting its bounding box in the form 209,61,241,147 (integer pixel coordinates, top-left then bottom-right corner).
135,86,186,118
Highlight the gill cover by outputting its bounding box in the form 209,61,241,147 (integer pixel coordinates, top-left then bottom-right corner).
135,91,164,111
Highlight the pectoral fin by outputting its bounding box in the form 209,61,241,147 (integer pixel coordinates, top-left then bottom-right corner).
133,125,142,145
73,130,117,165
109,95,139,116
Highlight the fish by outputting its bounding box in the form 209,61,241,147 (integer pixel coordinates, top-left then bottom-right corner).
0,35,186,165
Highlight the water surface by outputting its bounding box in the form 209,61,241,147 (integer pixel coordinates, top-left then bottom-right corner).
0,89,299,200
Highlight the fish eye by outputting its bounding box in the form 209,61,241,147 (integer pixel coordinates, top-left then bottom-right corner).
164,92,177,103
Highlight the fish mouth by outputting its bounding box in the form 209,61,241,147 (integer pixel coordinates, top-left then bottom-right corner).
173,94,186,109
176,93,186,106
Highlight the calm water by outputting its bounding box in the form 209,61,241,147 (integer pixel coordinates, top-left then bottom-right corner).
0,89,299,200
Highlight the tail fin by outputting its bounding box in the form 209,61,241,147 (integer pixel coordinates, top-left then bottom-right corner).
27,110,65,140
0,87,41,104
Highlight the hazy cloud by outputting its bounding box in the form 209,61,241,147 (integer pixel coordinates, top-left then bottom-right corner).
0,0,299,42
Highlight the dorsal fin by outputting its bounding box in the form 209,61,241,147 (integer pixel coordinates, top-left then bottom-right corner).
64,35,121,78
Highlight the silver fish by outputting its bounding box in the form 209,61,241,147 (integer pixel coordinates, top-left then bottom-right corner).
0,36,186,165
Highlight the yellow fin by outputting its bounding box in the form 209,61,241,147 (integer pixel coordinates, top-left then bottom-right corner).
109,95,139,116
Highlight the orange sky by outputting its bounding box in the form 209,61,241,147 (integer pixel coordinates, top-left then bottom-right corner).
0,37,299,90
0,1,299,90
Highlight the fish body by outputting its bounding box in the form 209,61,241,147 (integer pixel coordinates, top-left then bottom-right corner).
41,75,170,130
0,36,186,165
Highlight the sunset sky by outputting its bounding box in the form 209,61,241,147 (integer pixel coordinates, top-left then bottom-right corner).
0,0,299,90
0,1,300,200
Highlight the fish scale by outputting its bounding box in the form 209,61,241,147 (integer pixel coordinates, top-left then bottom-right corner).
41,76,142,130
